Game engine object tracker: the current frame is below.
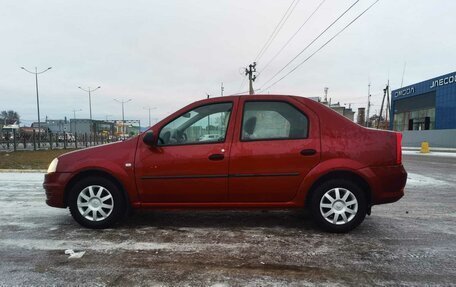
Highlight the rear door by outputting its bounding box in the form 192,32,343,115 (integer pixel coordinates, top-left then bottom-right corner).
228,96,320,202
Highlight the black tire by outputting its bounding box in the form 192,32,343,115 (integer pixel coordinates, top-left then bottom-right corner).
68,176,126,229
310,179,367,233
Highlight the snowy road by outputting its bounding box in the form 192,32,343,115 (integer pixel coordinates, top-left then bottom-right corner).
1,154,455,286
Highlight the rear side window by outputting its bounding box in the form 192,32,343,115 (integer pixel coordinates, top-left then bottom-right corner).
241,101,308,141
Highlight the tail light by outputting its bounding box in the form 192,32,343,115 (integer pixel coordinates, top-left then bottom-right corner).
396,132,402,165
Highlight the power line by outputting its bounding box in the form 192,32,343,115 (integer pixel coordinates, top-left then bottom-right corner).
254,0,300,63
258,0,327,77
260,0,361,88
240,0,299,93
260,0,380,92
231,88,261,96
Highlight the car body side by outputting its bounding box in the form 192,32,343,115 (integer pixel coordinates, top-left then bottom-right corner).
44,95,406,211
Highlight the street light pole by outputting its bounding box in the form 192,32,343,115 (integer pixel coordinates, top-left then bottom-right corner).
21,66,52,148
78,86,101,134
114,99,132,137
143,106,156,127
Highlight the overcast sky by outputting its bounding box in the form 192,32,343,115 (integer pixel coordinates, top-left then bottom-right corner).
1,0,455,126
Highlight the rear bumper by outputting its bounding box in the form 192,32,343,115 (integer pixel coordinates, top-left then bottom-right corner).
43,172,72,208
359,164,407,205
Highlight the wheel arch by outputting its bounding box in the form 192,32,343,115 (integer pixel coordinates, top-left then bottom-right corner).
64,169,131,211
305,170,372,208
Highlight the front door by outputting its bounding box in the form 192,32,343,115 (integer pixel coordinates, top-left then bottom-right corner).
135,100,236,203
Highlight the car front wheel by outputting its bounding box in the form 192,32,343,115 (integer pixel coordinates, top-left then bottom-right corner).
68,177,125,229
311,179,367,233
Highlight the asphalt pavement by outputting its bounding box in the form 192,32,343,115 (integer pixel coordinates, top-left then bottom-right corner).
0,154,455,286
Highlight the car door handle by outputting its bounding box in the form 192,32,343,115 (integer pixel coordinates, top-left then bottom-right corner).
208,154,225,161
300,149,317,156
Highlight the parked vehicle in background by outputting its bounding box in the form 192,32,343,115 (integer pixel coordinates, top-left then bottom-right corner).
43,94,407,232
66,133,75,142
57,132,75,142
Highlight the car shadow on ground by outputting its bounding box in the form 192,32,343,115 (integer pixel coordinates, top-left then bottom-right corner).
120,209,316,230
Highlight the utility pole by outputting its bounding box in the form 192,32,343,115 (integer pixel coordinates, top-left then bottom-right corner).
72,108,82,133
20,66,52,148
143,106,156,127
114,99,132,137
221,82,224,96
377,82,392,129
400,62,407,88
386,82,391,127
366,83,371,127
378,85,388,129
245,62,257,95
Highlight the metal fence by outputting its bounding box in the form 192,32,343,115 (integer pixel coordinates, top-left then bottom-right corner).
0,130,123,152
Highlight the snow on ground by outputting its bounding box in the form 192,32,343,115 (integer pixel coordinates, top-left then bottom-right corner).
406,172,453,187
0,171,44,181
0,172,65,230
0,238,250,253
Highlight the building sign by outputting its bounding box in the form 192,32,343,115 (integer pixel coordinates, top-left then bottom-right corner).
394,87,415,98
430,74,456,88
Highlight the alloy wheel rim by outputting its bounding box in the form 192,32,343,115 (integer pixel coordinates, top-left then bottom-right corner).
77,185,114,222
320,187,358,225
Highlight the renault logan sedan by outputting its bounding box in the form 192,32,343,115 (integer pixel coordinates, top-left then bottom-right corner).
44,95,407,232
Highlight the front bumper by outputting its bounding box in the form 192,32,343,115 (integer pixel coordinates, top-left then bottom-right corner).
43,172,72,208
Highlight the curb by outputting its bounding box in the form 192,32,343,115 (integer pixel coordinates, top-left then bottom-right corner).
403,147,456,153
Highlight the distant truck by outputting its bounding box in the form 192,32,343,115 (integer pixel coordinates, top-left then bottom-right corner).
18,127,48,140
1,123,19,140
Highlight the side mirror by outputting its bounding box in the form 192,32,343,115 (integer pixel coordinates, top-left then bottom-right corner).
143,131,155,147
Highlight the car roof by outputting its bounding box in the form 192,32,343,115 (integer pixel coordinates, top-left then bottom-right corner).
198,94,309,103
186,94,319,114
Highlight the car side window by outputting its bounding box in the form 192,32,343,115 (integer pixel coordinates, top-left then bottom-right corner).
158,102,232,146
241,101,308,141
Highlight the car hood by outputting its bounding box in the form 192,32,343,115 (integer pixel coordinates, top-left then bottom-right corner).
56,137,139,173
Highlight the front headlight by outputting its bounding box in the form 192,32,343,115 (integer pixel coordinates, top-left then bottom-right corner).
47,158,59,174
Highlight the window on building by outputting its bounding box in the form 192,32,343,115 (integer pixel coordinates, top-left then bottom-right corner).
393,107,435,131
393,92,436,131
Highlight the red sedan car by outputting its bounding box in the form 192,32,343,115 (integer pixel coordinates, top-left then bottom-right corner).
44,95,407,232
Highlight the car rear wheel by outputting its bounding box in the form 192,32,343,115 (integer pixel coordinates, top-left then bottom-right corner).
310,179,367,233
68,177,125,229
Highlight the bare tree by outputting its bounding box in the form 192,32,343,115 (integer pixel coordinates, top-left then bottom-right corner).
0,110,20,125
